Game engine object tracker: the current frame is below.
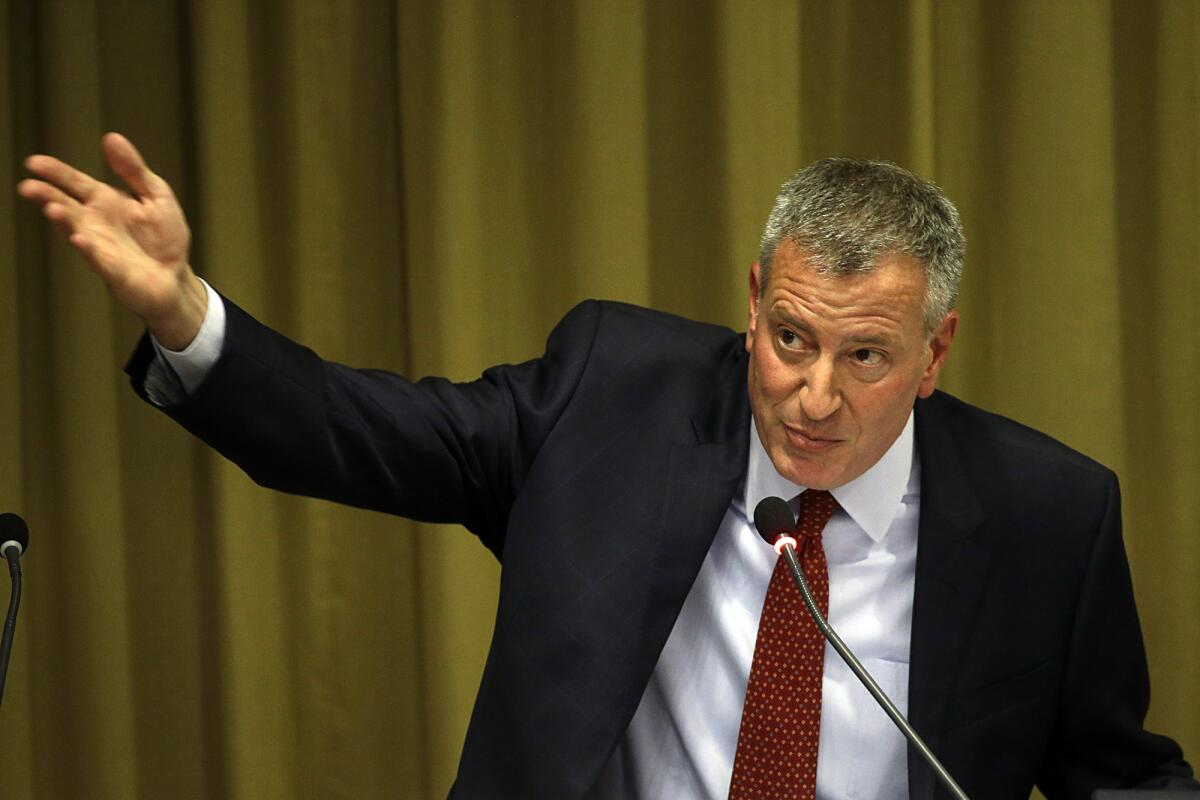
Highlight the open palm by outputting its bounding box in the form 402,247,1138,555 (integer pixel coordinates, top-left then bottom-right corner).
18,133,205,348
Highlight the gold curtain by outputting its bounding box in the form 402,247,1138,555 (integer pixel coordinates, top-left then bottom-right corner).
2,1,1196,797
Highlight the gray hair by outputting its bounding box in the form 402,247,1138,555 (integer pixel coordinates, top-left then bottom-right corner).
758,158,965,331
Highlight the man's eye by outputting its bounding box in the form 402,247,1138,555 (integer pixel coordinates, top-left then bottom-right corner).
852,348,884,366
779,329,798,346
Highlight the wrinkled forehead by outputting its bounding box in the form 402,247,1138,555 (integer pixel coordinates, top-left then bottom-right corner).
767,240,928,292
761,243,931,334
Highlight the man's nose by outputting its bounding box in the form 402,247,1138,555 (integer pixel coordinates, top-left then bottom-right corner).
798,358,842,421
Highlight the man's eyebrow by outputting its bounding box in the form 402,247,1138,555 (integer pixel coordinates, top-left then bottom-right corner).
768,306,810,332
768,305,899,347
851,334,894,346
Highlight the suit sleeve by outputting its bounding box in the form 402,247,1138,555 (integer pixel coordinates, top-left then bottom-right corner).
1036,472,1198,796
125,296,603,557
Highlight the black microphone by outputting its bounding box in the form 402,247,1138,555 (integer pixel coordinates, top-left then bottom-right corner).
0,512,28,707
752,497,970,800
0,513,28,558
752,496,796,550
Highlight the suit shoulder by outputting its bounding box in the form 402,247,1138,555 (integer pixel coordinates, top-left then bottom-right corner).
919,390,1115,483
549,299,743,366
564,299,740,343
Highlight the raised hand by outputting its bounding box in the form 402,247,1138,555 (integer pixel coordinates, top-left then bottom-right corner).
17,132,207,350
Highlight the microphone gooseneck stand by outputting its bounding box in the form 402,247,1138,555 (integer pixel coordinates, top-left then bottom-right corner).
754,496,970,800
777,543,969,800
0,512,29,708
0,546,21,706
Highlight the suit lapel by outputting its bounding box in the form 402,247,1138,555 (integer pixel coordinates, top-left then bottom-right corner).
568,347,750,795
906,394,989,800
646,434,748,621
578,388,989,798
643,344,752,642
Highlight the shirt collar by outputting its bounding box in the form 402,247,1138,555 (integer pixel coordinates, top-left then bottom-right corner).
743,412,916,543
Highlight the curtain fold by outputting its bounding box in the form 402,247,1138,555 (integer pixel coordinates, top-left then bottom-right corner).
2,2,1196,797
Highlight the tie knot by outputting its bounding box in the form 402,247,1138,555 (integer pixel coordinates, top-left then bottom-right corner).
796,489,837,539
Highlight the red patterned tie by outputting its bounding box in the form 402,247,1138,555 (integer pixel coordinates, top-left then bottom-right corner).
729,489,837,800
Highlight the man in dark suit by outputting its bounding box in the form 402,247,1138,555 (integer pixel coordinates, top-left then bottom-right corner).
19,136,1198,798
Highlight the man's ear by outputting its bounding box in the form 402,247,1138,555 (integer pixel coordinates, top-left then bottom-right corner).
746,261,762,353
917,310,959,398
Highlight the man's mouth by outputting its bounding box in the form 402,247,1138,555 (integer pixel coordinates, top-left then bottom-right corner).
783,424,842,452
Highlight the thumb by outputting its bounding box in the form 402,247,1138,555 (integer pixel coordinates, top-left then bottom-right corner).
101,132,167,199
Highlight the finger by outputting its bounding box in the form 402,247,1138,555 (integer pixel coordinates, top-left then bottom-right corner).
43,201,76,223
102,132,166,199
23,154,103,202
68,232,106,273
17,177,81,209
32,200,87,250
71,226,137,289
42,201,88,237
66,225,116,275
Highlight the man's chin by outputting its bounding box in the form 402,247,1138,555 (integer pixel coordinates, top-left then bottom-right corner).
769,449,844,491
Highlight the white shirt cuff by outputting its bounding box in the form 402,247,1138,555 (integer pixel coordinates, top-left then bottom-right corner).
146,279,227,401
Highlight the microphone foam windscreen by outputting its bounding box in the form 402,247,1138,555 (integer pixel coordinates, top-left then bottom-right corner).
0,513,29,553
752,496,794,545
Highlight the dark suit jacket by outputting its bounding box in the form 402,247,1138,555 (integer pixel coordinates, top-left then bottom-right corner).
128,297,1196,799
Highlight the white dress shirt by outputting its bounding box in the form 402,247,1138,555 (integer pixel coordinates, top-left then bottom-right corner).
596,414,920,799
151,288,920,798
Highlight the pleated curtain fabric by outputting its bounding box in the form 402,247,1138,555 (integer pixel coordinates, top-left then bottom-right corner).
3,3,1199,798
